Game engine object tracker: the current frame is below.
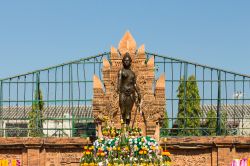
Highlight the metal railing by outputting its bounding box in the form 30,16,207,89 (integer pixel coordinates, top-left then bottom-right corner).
1,51,250,137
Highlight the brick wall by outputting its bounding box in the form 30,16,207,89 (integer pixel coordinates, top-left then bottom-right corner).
0,137,250,166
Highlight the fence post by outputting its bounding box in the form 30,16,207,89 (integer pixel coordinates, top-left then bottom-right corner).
35,72,41,135
216,71,221,135
0,81,3,137
183,63,188,134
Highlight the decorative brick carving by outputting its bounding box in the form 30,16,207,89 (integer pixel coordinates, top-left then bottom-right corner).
93,31,166,138
170,149,212,166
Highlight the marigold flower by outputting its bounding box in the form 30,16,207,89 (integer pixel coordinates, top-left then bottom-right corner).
166,152,171,156
89,146,94,150
89,163,95,166
162,150,171,156
85,151,91,155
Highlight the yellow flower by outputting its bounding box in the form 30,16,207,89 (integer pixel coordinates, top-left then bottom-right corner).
164,161,171,165
166,152,171,156
162,150,170,156
117,147,121,151
125,146,129,151
85,151,91,155
143,150,147,154
101,152,105,157
89,163,95,166
83,163,89,166
89,146,94,150
84,146,88,150
139,150,143,155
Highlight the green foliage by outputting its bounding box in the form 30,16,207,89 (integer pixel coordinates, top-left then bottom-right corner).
176,75,201,136
28,87,44,137
204,110,217,136
203,110,227,136
161,111,169,137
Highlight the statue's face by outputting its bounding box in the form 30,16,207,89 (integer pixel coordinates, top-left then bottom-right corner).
123,56,131,68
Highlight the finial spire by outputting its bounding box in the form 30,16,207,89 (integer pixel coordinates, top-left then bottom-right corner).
118,31,137,56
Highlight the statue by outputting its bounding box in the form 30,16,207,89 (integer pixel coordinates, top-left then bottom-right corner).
93,31,166,138
117,52,141,126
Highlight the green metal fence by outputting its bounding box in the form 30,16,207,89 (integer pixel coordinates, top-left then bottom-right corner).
1,51,250,137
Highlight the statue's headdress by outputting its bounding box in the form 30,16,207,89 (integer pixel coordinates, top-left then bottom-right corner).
122,52,132,62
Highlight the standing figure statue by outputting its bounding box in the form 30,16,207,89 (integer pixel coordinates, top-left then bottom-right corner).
117,52,141,126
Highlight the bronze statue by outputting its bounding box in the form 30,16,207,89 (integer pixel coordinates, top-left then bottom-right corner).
117,52,141,126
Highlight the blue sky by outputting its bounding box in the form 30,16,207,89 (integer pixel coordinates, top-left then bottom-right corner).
0,0,250,79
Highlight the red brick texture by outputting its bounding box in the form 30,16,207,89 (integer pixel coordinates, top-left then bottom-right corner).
0,137,249,166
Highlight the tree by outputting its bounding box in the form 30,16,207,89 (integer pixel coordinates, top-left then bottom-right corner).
28,85,44,137
161,111,169,137
203,110,227,136
176,75,201,136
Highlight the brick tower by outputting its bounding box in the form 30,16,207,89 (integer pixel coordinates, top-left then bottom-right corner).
92,32,165,139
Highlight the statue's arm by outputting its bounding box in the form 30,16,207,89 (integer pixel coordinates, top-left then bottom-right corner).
117,70,122,94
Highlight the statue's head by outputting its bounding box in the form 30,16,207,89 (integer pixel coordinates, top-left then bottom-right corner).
122,52,132,68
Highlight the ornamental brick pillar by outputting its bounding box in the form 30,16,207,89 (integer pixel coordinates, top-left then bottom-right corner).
27,146,41,166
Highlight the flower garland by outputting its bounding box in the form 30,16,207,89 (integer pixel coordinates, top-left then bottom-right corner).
80,128,171,166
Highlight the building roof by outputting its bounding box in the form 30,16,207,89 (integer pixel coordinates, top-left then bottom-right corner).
201,104,250,118
2,104,250,124
201,104,250,126
0,105,93,119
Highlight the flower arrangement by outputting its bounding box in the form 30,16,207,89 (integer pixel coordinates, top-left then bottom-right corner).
80,125,171,166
